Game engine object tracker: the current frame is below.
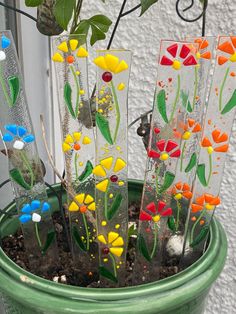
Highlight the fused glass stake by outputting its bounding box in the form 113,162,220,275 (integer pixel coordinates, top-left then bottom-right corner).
0,31,58,275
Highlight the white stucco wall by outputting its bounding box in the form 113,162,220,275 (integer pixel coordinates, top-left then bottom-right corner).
82,0,236,313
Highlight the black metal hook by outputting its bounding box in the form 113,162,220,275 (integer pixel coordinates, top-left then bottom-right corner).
176,0,208,23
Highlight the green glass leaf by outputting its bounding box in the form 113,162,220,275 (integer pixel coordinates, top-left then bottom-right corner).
78,160,93,182
140,0,159,16
167,216,176,232
41,230,55,255
138,234,151,262
159,171,175,193
95,112,113,145
99,266,118,283
9,168,31,190
25,0,43,6
196,164,207,187
185,153,197,173
64,82,76,119
190,225,209,248
156,89,168,123
72,225,87,252
221,89,236,114
181,90,192,113
107,193,122,220
53,0,75,30
8,76,20,106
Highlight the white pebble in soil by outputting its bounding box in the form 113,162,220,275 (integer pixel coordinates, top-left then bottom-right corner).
166,234,186,257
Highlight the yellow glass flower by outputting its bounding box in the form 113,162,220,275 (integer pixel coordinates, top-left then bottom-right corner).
52,39,88,63
93,54,128,74
92,157,127,192
97,231,124,257
68,193,96,212
62,132,92,153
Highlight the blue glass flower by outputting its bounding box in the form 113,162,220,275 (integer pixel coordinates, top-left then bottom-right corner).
0,35,11,62
19,200,51,224
2,124,35,150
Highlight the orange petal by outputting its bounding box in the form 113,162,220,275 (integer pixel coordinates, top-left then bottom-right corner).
204,193,214,203
214,144,228,152
188,118,195,127
215,132,228,143
231,36,236,49
175,182,182,190
182,183,190,191
192,123,201,133
201,137,212,147
218,41,234,55
183,191,192,199
191,204,204,213
200,39,209,50
196,194,205,206
194,38,203,45
218,56,228,65
174,131,182,139
201,51,211,59
210,196,221,206
212,129,221,142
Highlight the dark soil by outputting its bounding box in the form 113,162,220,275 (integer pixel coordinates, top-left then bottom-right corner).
1,202,180,287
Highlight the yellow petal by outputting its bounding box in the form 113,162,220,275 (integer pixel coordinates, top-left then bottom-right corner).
62,142,71,152
93,165,106,177
113,158,126,172
110,247,123,257
57,42,68,53
82,136,92,145
97,234,107,244
112,236,124,247
68,202,79,212
70,39,78,51
65,134,74,144
52,52,64,62
77,47,88,58
100,157,113,170
88,202,96,211
117,83,125,91
73,132,81,141
96,179,109,192
84,194,94,204
75,193,85,204
114,60,128,74
104,54,119,72
94,56,108,70
108,231,119,244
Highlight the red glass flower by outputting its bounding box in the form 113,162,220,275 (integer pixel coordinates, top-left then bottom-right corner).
148,139,181,161
140,201,172,222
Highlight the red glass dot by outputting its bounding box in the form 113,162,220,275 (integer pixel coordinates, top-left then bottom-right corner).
102,71,112,82
110,175,118,182
103,247,110,254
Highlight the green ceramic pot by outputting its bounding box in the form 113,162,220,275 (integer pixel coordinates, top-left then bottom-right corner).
0,180,227,314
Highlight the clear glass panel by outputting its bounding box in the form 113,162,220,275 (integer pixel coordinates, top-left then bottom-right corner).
0,30,58,275
51,34,98,284
93,50,132,287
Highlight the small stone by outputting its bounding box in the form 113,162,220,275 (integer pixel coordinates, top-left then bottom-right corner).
166,234,184,257
53,276,59,283
60,275,67,283
102,71,112,82
13,140,24,150
32,213,41,223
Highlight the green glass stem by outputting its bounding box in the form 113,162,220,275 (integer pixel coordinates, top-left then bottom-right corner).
19,151,35,188
176,200,182,231
219,67,230,112
82,213,90,251
169,74,181,123
0,63,12,107
192,66,199,111
207,154,213,186
180,141,187,172
190,208,206,245
109,252,117,278
110,80,120,144
34,222,42,249
74,153,79,180
150,223,158,259
69,65,81,116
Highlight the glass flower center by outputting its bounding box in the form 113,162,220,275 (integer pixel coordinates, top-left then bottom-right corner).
196,52,201,59
182,131,191,140
160,152,169,161
110,175,118,182
207,146,214,154
66,55,75,63
205,203,214,210
74,143,81,151
172,60,181,70
103,247,110,254
174,193,182,200
152,215,161,222
102,71,113,82
13,140,25,150
79,206,87,213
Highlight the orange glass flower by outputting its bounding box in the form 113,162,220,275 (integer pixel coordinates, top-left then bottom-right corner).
174,118,201,140
191,194,220,213
217,36,236,65
193,38,212,60
201,129,228,154
172,182,192,200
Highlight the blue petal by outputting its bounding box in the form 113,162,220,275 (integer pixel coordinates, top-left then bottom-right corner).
5,124,17,135
21,204,31,214
23,134,35,143
1,35,11,49
41,202,50,212
2,133,14,142
18,126,27,137
31,200,41,211
19,214,31,224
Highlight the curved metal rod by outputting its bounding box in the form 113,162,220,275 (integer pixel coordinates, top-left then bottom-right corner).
176,0,208,23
